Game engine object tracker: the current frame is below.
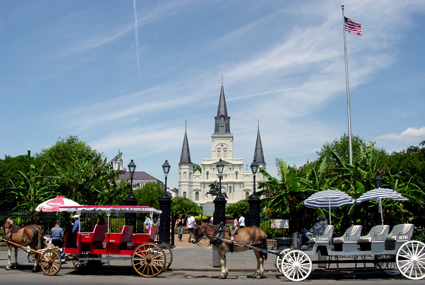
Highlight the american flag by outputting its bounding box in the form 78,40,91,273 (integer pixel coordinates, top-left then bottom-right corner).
345,17,362,36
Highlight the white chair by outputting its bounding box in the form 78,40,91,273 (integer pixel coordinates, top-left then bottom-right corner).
333,225,362,252
305,225,334,255
385,224,414,250
358,225,389,252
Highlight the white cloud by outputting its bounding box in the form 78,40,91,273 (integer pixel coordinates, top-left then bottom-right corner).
377,127,425,142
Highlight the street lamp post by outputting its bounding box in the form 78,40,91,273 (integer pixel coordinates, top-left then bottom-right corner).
373,171,383,189
373,171,384,224
159,160,172,244
248,159,261,227
125,160,138,230
213,159,226,226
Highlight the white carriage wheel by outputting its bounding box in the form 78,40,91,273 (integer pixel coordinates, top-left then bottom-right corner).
280,249,312,282
396,240,425,280
275,248,291,274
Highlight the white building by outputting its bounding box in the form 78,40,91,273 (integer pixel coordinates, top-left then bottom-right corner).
178,84,266,206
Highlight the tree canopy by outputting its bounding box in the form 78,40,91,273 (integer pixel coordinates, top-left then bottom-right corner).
134,182,165,209
171,196,202,217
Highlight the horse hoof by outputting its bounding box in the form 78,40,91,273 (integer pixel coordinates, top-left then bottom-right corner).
219,274,227,279
6,267,11,270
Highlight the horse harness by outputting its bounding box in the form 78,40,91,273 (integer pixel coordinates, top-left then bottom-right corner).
209,223,264,253
4,224,40,247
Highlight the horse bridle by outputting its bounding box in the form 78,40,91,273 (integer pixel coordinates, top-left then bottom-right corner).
193,223,208,244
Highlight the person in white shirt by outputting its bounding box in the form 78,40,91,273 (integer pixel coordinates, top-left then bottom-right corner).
186,213,196,242
238,215,245,228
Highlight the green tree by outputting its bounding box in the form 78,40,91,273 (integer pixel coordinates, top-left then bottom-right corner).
386,144,425,191
10,162,57,215
258,159,315,232
171,196,202,217
316,134,388,166
193,163,202,173
0,151,44,210
37,135,124,205
134,182,165,209
226,199,249,217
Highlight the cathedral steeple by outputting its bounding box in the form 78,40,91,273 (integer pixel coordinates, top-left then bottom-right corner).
214,84,231,134
253,125,265,164
179,124,192,164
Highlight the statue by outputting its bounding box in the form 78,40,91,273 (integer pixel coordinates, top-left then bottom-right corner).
206,181,228,199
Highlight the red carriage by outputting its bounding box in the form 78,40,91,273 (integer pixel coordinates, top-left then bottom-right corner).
60,205,171,277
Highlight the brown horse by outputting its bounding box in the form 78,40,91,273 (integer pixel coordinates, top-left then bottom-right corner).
3,218,44,272
191,220,268,279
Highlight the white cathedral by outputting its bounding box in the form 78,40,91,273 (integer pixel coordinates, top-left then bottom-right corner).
178,84,266,206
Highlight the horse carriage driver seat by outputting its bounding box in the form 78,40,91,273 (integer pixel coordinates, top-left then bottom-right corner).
306,225,334,254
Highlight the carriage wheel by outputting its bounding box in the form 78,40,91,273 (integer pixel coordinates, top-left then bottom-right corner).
132,242,166,277
275,248,291,274
280,250,312,282
158,242,173,270
40,249,61,276
376,255,399,276
396,241,425,280
72,251,89,269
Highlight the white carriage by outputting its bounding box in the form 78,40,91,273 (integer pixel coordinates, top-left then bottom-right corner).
277,223,425,281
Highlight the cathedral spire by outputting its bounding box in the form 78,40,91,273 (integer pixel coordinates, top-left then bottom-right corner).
253,124,265,164
179,125,192,164
214,84,231,134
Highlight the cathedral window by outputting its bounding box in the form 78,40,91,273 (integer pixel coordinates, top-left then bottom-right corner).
206,171,209,180
195,192,199,201
183,172,187,179
189,172,192,179
235,172,238,180
223,148,227,158
183,192,187,198
229,186,232,193
245,192,249,198
220,115,225,127
217,148,221,158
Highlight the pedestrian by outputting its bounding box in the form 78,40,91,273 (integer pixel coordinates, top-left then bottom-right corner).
233,215,239,228
50,222,64,248
186,213,196,242
72,215,80,233
144,214,153,234
238,214,245,228
176,214,185,242
72,215,80,247
298,215,328,249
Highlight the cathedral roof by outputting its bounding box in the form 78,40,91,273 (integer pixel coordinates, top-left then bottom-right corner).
179,128,192,164
214,85,231,134
253,128,265,164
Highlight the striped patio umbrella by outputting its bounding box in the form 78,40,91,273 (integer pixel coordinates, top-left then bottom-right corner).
303,190,355,224
356,188,408,224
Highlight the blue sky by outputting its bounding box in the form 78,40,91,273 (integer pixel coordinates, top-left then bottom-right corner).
1,1,424,188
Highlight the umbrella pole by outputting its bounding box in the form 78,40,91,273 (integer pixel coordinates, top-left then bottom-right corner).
329,197,332,225
379,198,384,225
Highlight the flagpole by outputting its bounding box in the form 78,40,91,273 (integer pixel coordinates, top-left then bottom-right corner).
342,4,353,165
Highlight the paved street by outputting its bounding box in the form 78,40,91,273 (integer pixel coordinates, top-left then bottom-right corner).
0,234,413,283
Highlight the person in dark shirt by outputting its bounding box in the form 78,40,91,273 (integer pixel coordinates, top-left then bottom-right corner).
51,222,64,248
